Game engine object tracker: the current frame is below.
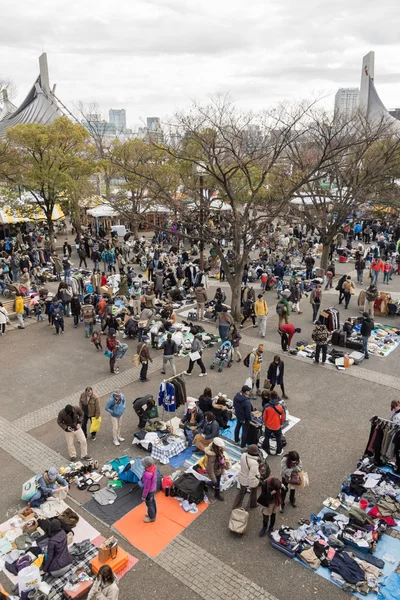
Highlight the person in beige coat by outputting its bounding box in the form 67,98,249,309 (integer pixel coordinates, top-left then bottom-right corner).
232,445,260,509
204,438,231,501
88,565,119,600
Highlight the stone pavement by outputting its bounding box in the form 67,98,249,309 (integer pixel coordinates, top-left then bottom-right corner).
154,536,279,600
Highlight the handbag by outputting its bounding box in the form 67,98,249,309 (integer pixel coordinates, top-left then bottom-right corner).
90,417,102,433
104,349,113,358
138,320,148,328
288,473,301,486
21,475,40,502
132,344,144,367
98,536,118,563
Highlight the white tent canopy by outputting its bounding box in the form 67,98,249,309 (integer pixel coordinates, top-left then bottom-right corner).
86,205,117,218
290,195,333,206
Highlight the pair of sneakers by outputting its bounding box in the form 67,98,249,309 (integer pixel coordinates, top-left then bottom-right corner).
113,436,125,446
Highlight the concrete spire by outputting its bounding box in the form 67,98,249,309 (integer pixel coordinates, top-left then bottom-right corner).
39,53,50,95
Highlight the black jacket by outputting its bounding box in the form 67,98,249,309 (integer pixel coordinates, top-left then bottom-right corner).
361,317,374,337
161,339,178,355
70,298,81,316
198,395,213,413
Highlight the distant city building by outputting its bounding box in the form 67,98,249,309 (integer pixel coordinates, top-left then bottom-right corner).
137,116,164,143
109,109,127,132
389,108,400,121
81,115,116,137
334,88,359,117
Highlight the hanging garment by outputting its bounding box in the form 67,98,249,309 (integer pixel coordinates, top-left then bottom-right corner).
158,382,177,412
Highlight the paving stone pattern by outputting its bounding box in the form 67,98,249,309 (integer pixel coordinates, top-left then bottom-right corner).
0,416,65,472
155,535,279,600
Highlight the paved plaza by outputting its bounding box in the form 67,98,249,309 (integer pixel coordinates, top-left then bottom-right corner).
1,246,400,600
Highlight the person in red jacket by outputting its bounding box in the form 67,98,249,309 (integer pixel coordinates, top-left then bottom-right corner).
370,258,384,284
262,395,286,456
278,324,301,351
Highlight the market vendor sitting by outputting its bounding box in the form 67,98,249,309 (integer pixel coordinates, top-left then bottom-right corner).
180,402,204,446
29,467,68,508
193,412,220,452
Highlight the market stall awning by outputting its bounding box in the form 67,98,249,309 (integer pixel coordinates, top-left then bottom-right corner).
87,204,118,218
0,203,65,224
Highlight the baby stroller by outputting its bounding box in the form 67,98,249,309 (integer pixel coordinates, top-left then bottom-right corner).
210,340,233,372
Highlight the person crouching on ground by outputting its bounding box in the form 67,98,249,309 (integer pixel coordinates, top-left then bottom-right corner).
29,467,68,508
133,394,155,429
194,412,220,452
204,437,231,501
141,457,157,523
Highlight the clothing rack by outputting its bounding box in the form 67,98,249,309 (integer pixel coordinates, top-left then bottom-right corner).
371,416,397,425
160,372,187,422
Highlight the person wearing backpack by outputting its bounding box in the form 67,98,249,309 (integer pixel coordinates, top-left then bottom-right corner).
254,294,268,338
276,297,290,327
52,301,65,335
232,445,261,510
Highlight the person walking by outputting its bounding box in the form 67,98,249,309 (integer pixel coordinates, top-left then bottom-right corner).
141,457,157,523
262,395,285,456
57,404,91,461
355,255,366,285
233,385,252,448
105,390,126,446
230,326,242,362
185,334,207,377
52,301,65,335
106,329,119,374
248,344,264,395
137,335,153,382
70,294,81,328
309,284,322,322
360,311,374,359
311,319,329,364
342,276,355,309
325,262,335,289
232,444,260,510
267,355,288,399
14,293,25,329
276,296,290,327
280,451,303,512
254,294,268,338
195,284,207,321
215,307,234,342
304,253,315,279
336,274,347,305
290,281,302,314
0,302,10,335
79,386,101,441
82,303,96,338
204,438,231,501
370,257,384,284
364,283,379,317
383,260,392,284
78,246,87,268
258,478,284,537
160,332,178,375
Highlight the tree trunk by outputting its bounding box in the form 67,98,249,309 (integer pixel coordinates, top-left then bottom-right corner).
320,242,330,271
131,220,139,238
227,275,243,322
72,218,82,234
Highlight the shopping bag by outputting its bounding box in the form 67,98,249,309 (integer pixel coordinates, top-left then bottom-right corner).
104,349,113,358
244,377,252,389
144,405,159,419
189,351,201,361
21,475,39,502
90,417,102,434
132,353,141,367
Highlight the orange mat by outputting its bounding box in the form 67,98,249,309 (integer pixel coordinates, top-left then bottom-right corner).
113,492,208,557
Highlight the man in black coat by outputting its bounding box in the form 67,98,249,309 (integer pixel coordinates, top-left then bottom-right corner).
360,312,374,359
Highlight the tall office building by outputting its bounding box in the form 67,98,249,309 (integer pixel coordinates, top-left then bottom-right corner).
109,109,127,132
334,88,359,117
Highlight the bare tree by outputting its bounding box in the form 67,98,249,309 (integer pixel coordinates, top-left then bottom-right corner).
287,111,400,269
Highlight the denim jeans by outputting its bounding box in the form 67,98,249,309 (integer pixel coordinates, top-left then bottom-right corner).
362,335,369,357
371,271,379,284
145,492,157,520
219,324,230,341
234,420,250,448
343,291,351,308
312,303,320,321
185,427,196,445
357,270,364,284
64,269,71,282
383,272,390,284
84,322,93,337
73,314,79,326
315,343,327,364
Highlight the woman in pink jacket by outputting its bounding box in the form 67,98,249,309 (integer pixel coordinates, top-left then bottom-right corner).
141,457,157,523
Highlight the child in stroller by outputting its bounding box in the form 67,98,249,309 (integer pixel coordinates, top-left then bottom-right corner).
210,340,233,372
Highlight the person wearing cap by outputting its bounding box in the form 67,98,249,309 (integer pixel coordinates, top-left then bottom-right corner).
137,335,153,382
57,405,91,461
204,438,231,501
105,391,127,446
194,412,220,452
29,467,68,507
233,385,252,448
360,311,374,359
254,294,268,338
248,345,264,396
278,324,301,352
232,445,260,510
141,457,157,522
180,403,204,446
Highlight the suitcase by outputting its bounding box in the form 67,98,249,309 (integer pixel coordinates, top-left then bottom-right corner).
338,331,347,347
270,540,296,558
228,507,249,535
247,422,262,445
349,351,365,365
331,329,341,345
345,339,363,351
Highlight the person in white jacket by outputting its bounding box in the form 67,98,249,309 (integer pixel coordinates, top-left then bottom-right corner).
88,565,119,600
0,303,10,335
231,445,260,509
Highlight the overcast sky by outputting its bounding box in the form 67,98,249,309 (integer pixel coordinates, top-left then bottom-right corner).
1,0,400,129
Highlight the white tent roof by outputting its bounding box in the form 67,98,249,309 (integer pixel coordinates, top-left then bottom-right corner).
290,196,333,206
87,205,117,218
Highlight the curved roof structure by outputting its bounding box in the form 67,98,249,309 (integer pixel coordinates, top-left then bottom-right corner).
359,51,400,130
0,54,61,138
